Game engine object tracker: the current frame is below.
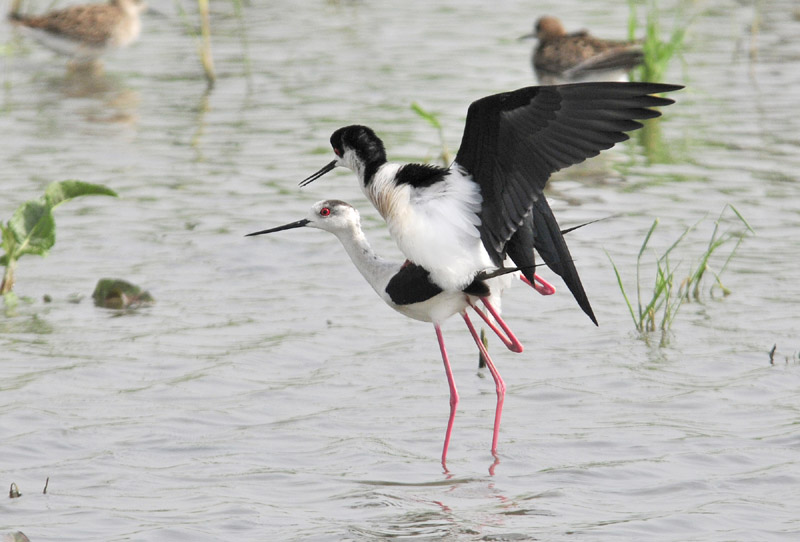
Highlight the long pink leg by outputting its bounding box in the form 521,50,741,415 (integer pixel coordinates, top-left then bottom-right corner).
461,312,505,457
434,323,458,469
522,274,556,296
469,298,524,353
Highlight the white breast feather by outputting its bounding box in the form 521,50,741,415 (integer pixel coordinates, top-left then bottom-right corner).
366,163,493,291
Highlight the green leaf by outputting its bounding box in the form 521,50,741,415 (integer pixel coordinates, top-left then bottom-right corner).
44,180,118,209
9,200,56,258
1,223,10,266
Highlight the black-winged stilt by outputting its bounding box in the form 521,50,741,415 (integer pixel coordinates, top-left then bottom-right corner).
520,17,645,85
8,0,147,63
248,200,536,468
299,82,681,326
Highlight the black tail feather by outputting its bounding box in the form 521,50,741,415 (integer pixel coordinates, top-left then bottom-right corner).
531,197,598,325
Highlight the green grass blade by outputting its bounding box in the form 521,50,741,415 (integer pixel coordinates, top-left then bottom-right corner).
606,250,640,331
636,219,659,322
411,102,442,130
726,204,755,234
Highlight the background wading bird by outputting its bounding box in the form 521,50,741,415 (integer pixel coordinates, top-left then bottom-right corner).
8,0,147,64
520,16,645,84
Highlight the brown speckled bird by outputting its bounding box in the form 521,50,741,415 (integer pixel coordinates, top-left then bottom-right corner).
9,0,147,62
521,16,644,85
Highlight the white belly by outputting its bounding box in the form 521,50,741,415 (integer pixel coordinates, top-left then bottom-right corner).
386,289,470,324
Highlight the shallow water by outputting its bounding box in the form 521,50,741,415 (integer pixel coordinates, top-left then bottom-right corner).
1,0,799,540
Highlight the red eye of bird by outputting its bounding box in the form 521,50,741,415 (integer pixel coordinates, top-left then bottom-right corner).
320,207,331,217
334,147,342,157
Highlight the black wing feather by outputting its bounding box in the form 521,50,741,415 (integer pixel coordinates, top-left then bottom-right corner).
385,262,491,305
531,198,597,325
385,263,442,305
504,199,598,326
455,82,681,265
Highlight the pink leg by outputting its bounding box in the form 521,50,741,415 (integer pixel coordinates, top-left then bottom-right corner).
462,312,505,457
522,273,556,296
434,323,458,469
469,298,524,353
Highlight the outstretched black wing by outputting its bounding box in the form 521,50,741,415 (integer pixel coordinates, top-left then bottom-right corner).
455,82,681,265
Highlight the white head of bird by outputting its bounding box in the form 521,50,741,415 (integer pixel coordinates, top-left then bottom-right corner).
245,199,478,324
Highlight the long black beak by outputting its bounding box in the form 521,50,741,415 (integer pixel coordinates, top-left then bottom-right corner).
246,219,310,237
299,160,337,187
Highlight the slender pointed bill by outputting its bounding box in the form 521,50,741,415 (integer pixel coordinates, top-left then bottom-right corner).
246,219,310,237
299,160,337,187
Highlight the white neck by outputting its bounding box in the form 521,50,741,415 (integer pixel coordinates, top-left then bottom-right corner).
331,223,399,300
361,162,403,221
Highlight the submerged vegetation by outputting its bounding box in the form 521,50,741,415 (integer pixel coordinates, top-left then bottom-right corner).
607,205,753,342
1,181,117,306
93,278,155,310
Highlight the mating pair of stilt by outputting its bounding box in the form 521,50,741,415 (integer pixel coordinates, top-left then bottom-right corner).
248,82,681,468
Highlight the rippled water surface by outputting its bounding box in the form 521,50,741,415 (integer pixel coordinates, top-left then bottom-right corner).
2,0,799,540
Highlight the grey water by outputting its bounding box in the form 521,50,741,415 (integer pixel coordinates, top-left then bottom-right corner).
1,0,799,540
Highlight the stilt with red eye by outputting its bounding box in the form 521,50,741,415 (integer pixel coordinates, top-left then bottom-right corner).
247,199,535,472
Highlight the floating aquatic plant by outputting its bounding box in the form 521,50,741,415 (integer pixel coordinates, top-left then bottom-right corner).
607,205,753,341
1,180,117,306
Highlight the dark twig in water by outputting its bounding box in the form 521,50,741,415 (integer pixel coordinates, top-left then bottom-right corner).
43,477,49,494
769,344,776,365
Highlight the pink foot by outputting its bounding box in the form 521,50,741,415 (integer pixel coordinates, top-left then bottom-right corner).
521,273,556,296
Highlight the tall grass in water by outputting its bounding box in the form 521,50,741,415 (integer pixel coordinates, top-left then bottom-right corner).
176,0,251,90
627,0,688,83
175,0,216,88
410,102,452,167
197,0,215,88
607,205,753,343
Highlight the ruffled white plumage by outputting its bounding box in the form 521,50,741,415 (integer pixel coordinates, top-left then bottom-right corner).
364,162,493,291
